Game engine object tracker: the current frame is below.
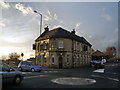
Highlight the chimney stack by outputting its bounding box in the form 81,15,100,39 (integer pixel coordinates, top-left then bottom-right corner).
71,29,75,34
44,26,49,32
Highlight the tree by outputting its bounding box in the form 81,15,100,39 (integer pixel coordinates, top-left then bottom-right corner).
1,55,7,61
8,52,20,60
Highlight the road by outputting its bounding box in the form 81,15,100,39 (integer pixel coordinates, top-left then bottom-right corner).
2,62,120,88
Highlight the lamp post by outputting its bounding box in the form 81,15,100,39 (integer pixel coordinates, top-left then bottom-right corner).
34,10,42,36
34,10,42,65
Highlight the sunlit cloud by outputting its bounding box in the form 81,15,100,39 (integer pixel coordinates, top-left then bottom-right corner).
0,0,10,9
52,25,64,29
75,23,81,29
15,3,34,16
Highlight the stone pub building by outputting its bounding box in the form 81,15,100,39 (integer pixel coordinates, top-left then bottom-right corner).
33,26,92,69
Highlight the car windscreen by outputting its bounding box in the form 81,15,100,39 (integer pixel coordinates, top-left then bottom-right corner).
27,62,35,66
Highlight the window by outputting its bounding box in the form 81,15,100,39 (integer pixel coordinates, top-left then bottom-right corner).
1,63,11,71
73,43,76,50
83,45,88,51
44,57,46,64
38,43,40,51
80,44,83,51
77,43,79,50
58,41,63,48
52,55,54,64
67,55,69,63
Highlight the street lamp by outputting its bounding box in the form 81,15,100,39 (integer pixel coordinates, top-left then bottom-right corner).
34,10,42,36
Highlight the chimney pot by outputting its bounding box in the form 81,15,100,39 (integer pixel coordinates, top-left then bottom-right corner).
44,26,49,32
71,29,75,34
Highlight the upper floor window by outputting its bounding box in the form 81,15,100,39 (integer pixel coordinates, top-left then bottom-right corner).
73,43,76,50
77,42,79,50
58,40,64,48
83,45,88,51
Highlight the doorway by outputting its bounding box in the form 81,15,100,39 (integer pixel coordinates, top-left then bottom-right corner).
58,56,63,69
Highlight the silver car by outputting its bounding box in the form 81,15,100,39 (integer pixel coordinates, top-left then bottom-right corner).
0,61,24,85
18,61,42,72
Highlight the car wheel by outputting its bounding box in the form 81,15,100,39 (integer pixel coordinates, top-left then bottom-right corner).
13,76,22,85
19,67,22,71
31,68,35,72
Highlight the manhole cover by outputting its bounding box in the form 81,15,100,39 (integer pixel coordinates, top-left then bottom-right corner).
51,77,96,85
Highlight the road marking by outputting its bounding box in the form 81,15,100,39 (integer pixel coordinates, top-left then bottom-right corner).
22,72,32,74
44,71,58,73
24,75,40,79
93,69,105,73
91,75,119,82
24,75,47,79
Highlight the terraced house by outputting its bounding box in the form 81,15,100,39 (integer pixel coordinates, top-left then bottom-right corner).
34,26,92,69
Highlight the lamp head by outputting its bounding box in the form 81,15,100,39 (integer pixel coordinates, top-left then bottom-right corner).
34,10,37,13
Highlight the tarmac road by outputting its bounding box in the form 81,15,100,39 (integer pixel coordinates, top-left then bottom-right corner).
2,62,119,88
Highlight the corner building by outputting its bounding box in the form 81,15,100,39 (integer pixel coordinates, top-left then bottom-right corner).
34,26,92,69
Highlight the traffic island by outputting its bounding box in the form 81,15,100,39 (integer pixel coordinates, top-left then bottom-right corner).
51,77,96,85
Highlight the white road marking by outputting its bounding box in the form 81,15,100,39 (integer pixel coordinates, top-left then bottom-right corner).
91,75,119,82
93,69,105,73
24,75,40,79
44,71,58,73
22,72,32,74
24,75,47,79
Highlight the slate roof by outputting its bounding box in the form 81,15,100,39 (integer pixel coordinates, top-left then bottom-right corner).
35,27,92,46
92,50,105,56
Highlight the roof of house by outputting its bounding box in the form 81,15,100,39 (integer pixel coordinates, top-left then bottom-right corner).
35,27,92,46
92,50,105,56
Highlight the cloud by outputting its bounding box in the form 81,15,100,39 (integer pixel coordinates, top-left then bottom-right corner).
52,25,64,29
47,9,52,17
75,23,81,29
44,15,52,21
43,9,63,24
15,3,34,16
88,35,92,39
54,13,58,20
0,0,10,9
0,23,6,27
102,14,112,21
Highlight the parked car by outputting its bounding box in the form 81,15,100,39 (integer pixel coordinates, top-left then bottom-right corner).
114,60,119,63
90,60,105,69
0,61,24,85
18,61,42,72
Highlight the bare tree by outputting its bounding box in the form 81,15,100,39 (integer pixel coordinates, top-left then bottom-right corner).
8,52,20,60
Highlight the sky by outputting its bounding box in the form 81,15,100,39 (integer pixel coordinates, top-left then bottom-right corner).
0,0,118,60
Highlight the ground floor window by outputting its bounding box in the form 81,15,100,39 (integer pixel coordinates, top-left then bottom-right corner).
67,55,69,63
52,54,55,64
44,57,46,64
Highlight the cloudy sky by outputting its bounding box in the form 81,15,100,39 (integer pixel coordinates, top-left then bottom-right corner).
0,0,118,60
